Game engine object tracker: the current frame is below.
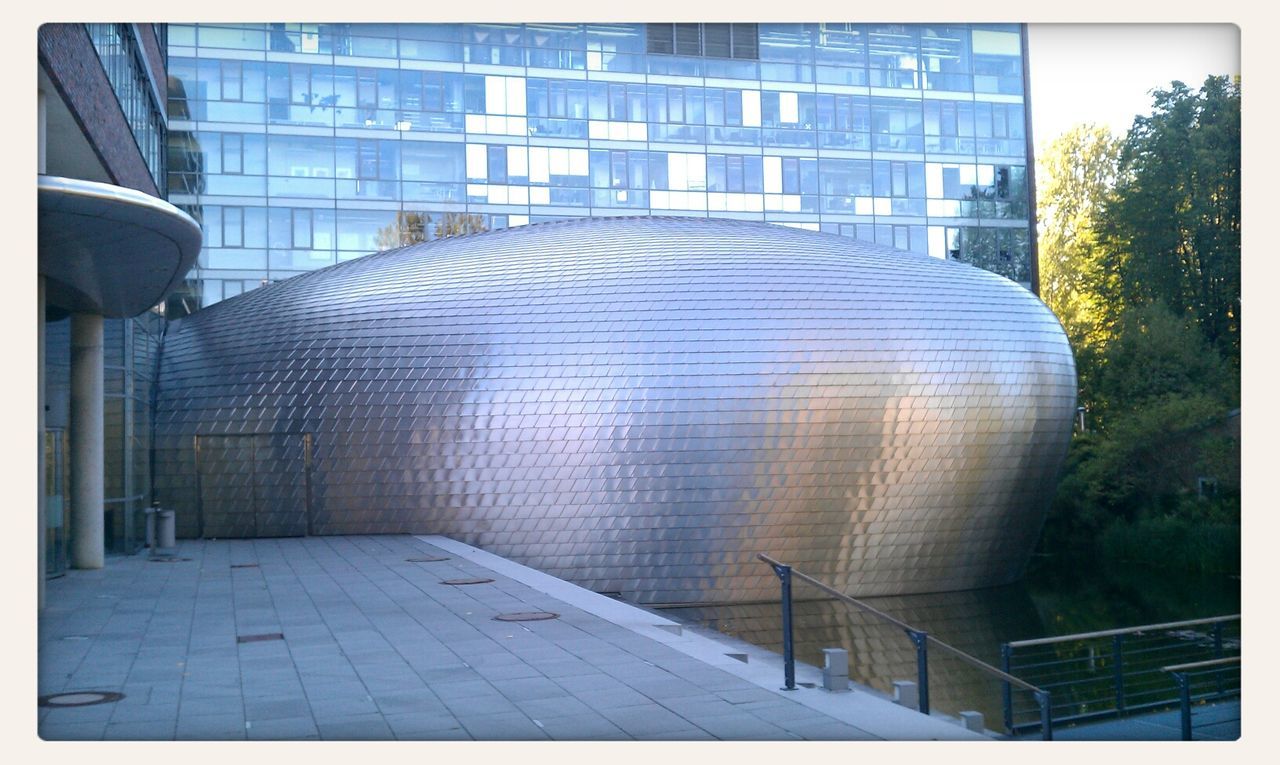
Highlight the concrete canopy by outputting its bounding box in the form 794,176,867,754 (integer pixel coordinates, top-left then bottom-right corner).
39,175,201,318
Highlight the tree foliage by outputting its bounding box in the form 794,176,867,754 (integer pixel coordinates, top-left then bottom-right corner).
1034,77,1240,573
1037,124,1122,400
1100,77,1241,369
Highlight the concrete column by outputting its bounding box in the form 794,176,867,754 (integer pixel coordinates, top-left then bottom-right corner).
38,91,47,605
38,277,46,607
70,312,104,570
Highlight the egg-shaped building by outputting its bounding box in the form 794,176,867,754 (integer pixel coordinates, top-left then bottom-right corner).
153,217,1075,603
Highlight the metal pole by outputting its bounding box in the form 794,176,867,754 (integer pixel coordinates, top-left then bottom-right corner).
1035,690,1053,741
1174,672,1192,740
1113,634,1126,715
907,630,930,715
1000,643,1014,733
770,562,796,691
1212,623,1225,696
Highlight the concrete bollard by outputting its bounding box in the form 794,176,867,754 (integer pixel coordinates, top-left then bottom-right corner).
959,711,985,733
157,509,176,550
893,680,919,711
822,648,850,692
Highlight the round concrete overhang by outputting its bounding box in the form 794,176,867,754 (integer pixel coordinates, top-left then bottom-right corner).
39,175,202,318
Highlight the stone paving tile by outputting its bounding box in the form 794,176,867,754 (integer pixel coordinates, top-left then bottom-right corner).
245,716,322,741
596,703,700,737
784,718,881,740
684,711,795,740
38,721,108,741
380,711,463,739
459,711,551,741
243,694,312,722
511,694,597,721
102,719,178,740
315,713,395,740
175,712,247,740
531,712,631,740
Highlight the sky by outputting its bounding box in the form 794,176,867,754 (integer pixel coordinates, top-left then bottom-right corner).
1026,24,1240,153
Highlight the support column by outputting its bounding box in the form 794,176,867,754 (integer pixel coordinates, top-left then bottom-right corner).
70,312,104,570
38,277,46,607
38,90,48,605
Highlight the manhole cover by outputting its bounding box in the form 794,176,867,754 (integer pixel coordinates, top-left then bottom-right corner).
494,612,559,622
406,556,450,563
39,691,124,707
441,578,494,585
236,632,284,644
149,556,192,563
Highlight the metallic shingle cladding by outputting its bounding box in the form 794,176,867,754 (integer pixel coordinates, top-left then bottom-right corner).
153,217,1075,603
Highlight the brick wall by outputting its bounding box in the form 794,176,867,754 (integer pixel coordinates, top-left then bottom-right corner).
37,23,159,197
135,24,167,106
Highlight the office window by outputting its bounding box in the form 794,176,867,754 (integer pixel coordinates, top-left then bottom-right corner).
223,206,243,247
646,23,759,59
222,134,243,174
220,60,242,101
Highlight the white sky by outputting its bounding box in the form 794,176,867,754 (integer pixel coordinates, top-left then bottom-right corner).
1027,24,1240,153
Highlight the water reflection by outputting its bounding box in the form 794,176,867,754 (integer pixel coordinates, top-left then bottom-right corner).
665,565,1241,732
667,584,1046,727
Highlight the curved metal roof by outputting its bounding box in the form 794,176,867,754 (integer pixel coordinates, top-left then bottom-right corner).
156,217,1076,602
38,175,201,318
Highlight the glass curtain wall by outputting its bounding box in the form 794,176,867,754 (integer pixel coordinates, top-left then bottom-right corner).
167,22,1033,308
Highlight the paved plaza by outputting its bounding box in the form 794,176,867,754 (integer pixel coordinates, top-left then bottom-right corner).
37,534,983,741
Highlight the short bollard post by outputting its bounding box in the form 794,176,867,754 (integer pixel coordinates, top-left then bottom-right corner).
769,562,796,691
958,711,985,734
822,648,849,692
906,629,930,715
1035,690,1053,741
893,680,919,711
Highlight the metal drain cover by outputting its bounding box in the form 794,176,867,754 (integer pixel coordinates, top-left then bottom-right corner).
230,563,259,569
39,691,125,707
149,556,192,563
494,612,559,622
406,556,450,563
236,632,284,644
441,577,494,585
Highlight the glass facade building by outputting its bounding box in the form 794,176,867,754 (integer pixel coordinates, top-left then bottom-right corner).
167,22,1035,310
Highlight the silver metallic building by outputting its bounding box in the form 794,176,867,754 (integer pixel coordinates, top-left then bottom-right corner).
154,217,1075,603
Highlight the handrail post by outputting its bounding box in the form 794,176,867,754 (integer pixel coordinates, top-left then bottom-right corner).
768,562,796,691
1113,633,1126,715
1035,690,1053,741
1000,643,1014,733
1173,671,1192,740
1212,622,1225,697
907,629,929,715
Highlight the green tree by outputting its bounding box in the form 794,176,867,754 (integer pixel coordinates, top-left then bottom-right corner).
1033,80,1240,575
1100,76,1241,369
1036,124,1122,400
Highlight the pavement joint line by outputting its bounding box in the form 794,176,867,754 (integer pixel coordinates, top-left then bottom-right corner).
416,534,985,741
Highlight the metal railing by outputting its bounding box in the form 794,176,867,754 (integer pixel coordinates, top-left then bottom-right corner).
757,554,1054,739
1163,657,1241,740
1001,614,1240,734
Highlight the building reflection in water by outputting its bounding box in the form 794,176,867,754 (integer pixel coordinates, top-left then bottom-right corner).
667,583,1046,728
